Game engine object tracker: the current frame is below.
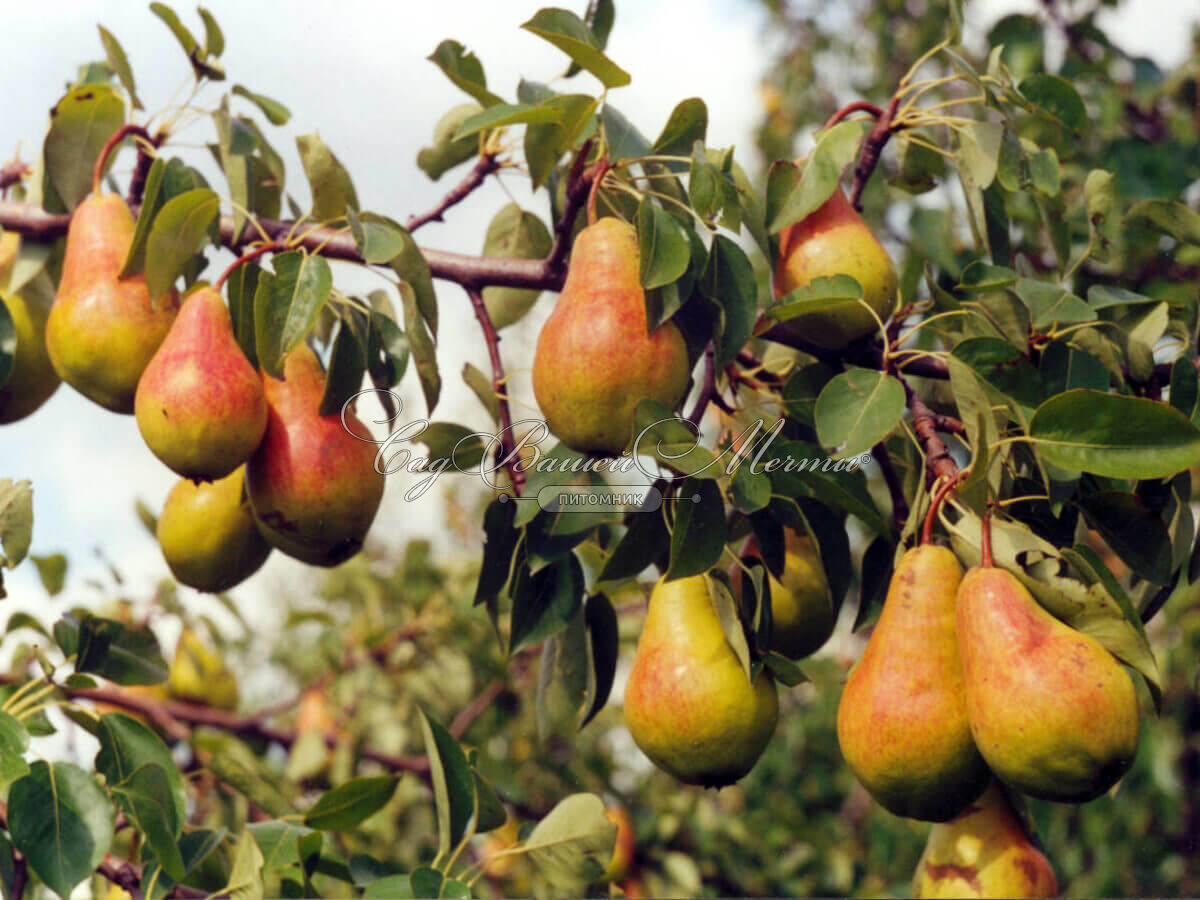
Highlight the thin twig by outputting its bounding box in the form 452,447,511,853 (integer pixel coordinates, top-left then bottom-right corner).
904,379,959,484
406,154,500,233
687,343,717,427
824,101,884,129
873,441,908,531
464,286,525,495
849,94,902,210
127,129,166,206
0,161,29,193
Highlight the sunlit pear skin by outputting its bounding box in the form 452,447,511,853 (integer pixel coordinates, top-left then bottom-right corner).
837,545,990,821
136,286,267,480
956,566,1141,802
602,804,636,882
246,343,385,566
769,538,836,658
773,185,897,349
913,781,1058,898
532,218,691,455
157,467,271,593
168,627,239,710
0,289,61,424
45,193,180,413
624,575,779,787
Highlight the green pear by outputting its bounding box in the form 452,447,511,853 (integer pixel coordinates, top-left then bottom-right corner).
773,185,897,349
168,627,239,710
136,286,267,480
0,231,60,423
157,467,271,593
45,193,179,413
768,537,836,658
624,575,778,787
533,218,691,455
957,565,1141,802
837,545,990,821
913,781,1058,898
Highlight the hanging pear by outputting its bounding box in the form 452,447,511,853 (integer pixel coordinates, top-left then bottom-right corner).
246,343,385,566
773,185,897,349
136,286,267,480
0,233,60,424
168,627,239,710
624,575,778,787
837,545,990,821
957,563,1141,802
913,781,1058,898
157,467,271,593
767,536,836,659
45,193,179,412
532,218,691,455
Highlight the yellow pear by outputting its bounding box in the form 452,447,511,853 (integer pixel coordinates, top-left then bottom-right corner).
913,781,1058,898
957,565,1141,802
624,575,778,787
157,467,271,593
0,248,61,423
167,627,239,710
837,545,990,821
768,537,836,658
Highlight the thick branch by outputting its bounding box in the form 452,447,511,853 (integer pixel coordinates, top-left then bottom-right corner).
0,161,29,193
874,440,908,530
406,154,499,233
127,129,167,207
465,285,526,495
687,343,718,427
904,379,959,484
849,93,902,210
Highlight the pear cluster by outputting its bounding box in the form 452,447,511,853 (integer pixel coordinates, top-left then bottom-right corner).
1,189,385,593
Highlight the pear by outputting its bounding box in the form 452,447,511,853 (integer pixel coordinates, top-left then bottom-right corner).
624,575,778,787
773,185,897,349
136,286,267,480
602,804,636,883
913,781,1058,898
837,545,990,821
768,537,836,658
45,194,179,412
157,467,271,593
957,565,1141,802
0,268,61,424
168,627,239,710
532,218,691,455
246,343,385,566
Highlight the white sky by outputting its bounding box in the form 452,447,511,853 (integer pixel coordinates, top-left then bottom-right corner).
1,0,1195,651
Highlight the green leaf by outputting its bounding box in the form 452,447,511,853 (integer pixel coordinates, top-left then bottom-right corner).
149,3,198,56
232,84,290,125
522,89,598,189
417,710,477,857
598,508,669,582
75,616,168,685
653,98,707,156
521,9,631,89
700,235,756,367
580,594,618,728
1087,284,1163,311
198,7,224,56
318,318,367,416
1030,389,1200,479
364,875,414,899
97,26,142,109
1076,492,1172,585
296,134,359,221
511,554,585,652
767,274,864,322
9,761,114,900
367,308,408,394
524,794,616,890
254,251,333,378
95,713,187,826
112,763,185,879
399,282,440,414
955,121,1003,190
781,362,836,428
1012,278,1094,329
144,188,219,300
304,776,400,831
1019,74,1086,134
814,369,905,460
427,40,504,107
453,102,562,141
225,262,260,368
1125,199,1200,245
763,439,884,530
119,156,166,277
951,337,1046,409
666,479,726,580
218,829,265,900
0,301,14,388
0,710,30,785
417,103,483,181
382,222,438,337
635,196,690,291
0,478,32,575
193,730,296,817
768,120,867,233
482,204,554,329
43,84,125,212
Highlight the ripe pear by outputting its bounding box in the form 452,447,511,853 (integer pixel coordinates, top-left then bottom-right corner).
45,193,179,412
602,804,636,882
773,185,897,349
246,343,385,566
532,218,691,455
624,575,778,787
837,545,990,821
0,285,61,424
957,565,1141,802
167,627,239,710
913,781,1058,898
136,286,267,480
157,467,271,593
768,537,836,658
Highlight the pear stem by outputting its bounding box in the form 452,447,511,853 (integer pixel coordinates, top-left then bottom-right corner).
91,124,153,196
980,505,995,568
214,241,287,290
586,156,611,226
921,470,966,545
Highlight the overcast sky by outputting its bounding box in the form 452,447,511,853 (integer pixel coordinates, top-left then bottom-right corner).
2,0,1196,652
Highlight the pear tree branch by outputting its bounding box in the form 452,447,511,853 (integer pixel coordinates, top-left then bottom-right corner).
464,285,525,496
405,153,500,233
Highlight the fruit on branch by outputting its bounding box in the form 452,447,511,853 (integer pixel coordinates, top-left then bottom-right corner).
773,185,897,349
0,233,61,424
168,627,239,710
768,537,836,659
837,545,989,821
956,564,1141,802
912,780,1058,898
246,343,385,566
602,804,637,883
296,686,337,738
624,574,778,787
45,193,179,413
157,467,271,593
135,286,267,480
532,218,690,455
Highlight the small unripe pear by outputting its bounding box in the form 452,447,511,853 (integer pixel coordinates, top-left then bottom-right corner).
533,218,691,455
768,537,836,658
168,627,239,710
0,288,60,424
773,186,897,349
